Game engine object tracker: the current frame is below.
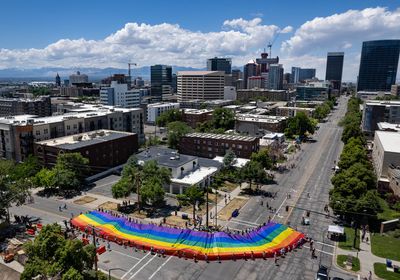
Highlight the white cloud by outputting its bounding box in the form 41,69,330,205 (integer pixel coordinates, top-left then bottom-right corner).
0,18,281,70
281,7,400,55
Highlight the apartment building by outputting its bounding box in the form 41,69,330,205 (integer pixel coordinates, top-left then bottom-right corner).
179,132,259,159
362,100,400,135
0,106,144,162
235,114,288,136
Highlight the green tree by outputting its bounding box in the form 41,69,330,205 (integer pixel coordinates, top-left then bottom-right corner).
0,160,32,221
212,108,235,131
34,168,56,189
21,224,95,280
167,121,192,149
55,152,89,181
250,149,273,170
223,149,237,169
240,160,267,190
177,185,204,225
156,109,183,127
140,177,165,207
12,155,40,180
284,112,315,138
112,159,171,209
62,268,84,280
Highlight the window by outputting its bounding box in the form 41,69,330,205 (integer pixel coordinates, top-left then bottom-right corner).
67,125,71,130
73,124,77,129
36,130,40,136
238,144,242,149
44,129,48,134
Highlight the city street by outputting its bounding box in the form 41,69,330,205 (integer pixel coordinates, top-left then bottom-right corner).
8,96,355,280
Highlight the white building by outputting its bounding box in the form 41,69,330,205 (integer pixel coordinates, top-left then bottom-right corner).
100,81,141,108
147,102,180,123
177,71,225,102
372,131,400,180
224,86,237,100
136,147,219,194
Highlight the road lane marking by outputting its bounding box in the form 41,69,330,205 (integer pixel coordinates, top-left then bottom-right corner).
109,249,142,261
148,255,174,280
121,252,151,279
272,196,287,221
303,245,333,256
316,241,335,248
128,254,157,280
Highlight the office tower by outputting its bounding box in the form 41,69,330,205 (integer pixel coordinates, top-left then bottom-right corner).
207,57,232,74
177,71,225,101
299,68,316,81
151,65,172,102
326,52,344,90
291,67,316,83
69,71,89,84
231,69,242,87
268,64,284,90
291,67,300,83
358,40,400,91
247,76,265,89
244,60,257,89
55,73,61,87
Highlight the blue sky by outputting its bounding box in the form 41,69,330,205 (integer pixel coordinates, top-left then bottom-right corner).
0,0,399,81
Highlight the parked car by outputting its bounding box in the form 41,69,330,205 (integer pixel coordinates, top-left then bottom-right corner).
315,265,328,280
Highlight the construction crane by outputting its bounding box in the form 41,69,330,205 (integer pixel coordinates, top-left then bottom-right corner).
267,32,281,57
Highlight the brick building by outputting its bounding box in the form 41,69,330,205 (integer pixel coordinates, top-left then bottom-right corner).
34,130,138,174
182,109,213,128
236,89,295,102
179,132,259,159
235,114,287,136
0,96,51,117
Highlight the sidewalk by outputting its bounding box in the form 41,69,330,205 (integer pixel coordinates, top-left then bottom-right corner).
335,230,400,279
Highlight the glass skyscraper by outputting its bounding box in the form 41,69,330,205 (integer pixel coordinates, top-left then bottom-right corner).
150,65,172,102
207,57,232,74
326,52,344,89
357,40,400,91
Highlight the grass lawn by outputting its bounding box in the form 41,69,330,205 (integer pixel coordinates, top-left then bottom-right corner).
371,234,400,262
377,197,400,221
337,255,360,272
338,226,360,251
217,197,248,221
374,263,400,280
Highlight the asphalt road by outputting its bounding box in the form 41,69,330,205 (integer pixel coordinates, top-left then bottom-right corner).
9,96,354,280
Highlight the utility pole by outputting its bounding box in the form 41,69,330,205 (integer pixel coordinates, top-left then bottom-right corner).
205,182,209,228
136,174,141,212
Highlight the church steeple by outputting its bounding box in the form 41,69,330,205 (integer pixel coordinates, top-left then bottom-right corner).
55,73,61,87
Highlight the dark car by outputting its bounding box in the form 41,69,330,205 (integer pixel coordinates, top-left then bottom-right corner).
331,277,344,280
316,265,328,280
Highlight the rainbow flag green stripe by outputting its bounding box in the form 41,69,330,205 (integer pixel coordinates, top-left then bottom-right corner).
72,211,304,259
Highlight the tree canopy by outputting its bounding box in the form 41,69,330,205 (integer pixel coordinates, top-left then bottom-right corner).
21,224,96,280
156,109,183,127
167,121,192,149
212,108,235,131
222,149,237,169
177,184,204,224
112,157,171,208
284,112,315,138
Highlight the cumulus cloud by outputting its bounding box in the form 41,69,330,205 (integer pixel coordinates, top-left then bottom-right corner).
281,7,400,55
0,18,282,69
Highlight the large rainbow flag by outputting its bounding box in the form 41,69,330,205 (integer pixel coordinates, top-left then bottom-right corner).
71,211,305,261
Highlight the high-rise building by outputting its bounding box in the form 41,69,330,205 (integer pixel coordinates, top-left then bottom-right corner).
247,76,265,89
151,65,172,102
69,71,89,84
256,52,279,74
177,71,225,101
55,73,61,87
243,60,257,89
269,64,284,90
207,57,232,74
357,40,400,91
299,68,316,82
326,52,344,90
291,67,316,83
100,81,141,108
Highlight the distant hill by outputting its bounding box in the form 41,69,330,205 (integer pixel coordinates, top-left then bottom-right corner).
0,66,207,81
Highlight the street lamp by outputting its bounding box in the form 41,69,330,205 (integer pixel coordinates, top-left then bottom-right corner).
108,268,126,280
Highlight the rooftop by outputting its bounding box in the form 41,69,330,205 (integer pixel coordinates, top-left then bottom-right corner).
183,108,213,115
171,166,218,185
137,146,197,168
178,71,224,76
35,129,134,150
236,114,287,123
147,102,180,108
278,106,315,111
184,132,257,142
375,131,400,153
377,122,400,132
